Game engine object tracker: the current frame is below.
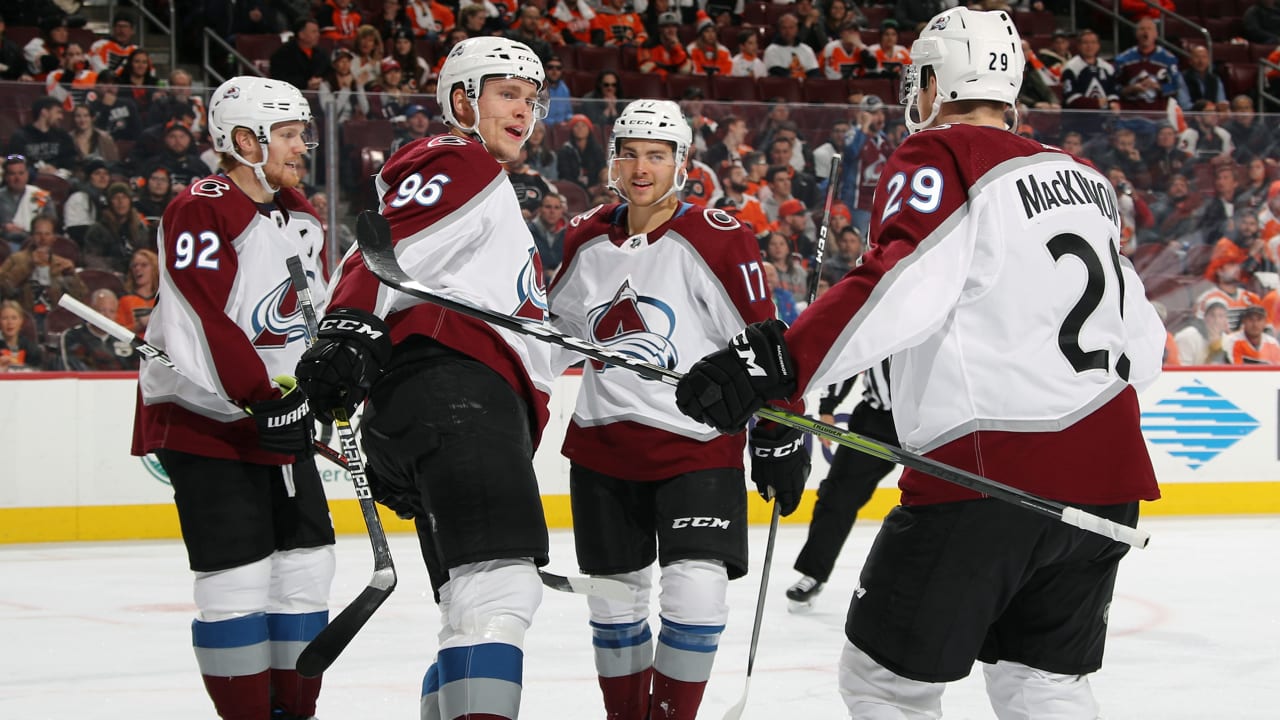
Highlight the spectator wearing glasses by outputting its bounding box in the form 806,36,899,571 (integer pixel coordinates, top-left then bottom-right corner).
580,70,623,129
542,58,572,126
0,156,58,250
7,96,78,178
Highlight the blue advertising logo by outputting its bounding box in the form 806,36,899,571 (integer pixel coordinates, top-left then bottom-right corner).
1140,380,1260,470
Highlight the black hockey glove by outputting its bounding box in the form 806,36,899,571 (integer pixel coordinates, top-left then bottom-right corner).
364,462,423,520
674,319,797,433
296,308,393,424
248,375,315,456
749,422,810,516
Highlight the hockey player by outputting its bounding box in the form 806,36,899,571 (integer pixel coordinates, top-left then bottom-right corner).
294,37,553,720
547,99,810,720
784,359,895,612
674,8,1165,719
133,76,333,720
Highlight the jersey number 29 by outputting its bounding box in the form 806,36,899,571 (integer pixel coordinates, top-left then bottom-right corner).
1048,232,1131,381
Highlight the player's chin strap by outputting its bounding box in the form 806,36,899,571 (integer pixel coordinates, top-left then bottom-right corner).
227,139,281,197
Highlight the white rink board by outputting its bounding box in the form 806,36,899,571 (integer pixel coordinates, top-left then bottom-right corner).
1,367,1278,509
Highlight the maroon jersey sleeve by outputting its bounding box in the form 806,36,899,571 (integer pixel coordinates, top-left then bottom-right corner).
160,181,278,405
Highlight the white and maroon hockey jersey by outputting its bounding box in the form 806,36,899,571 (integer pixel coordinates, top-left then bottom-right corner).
787,123,1165,507
327,133,555,442
548,202,789,481
134,175,327,465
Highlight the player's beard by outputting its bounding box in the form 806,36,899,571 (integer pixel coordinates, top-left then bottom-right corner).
264,158,304,189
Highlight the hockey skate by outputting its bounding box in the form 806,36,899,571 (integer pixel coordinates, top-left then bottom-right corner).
786,576,824,613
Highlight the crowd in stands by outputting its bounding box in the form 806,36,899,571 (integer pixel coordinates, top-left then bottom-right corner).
2,0,1280,371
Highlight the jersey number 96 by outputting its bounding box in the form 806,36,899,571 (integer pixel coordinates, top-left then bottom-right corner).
389,172,452,208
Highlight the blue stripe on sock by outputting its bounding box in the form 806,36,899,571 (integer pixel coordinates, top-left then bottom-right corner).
191,613,268,650
437,643,524,685
590,620,653,650
266,611,329,643
658,618,724,654
422,662,440,696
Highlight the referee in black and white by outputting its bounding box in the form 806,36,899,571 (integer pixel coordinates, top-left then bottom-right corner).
785,358,896,611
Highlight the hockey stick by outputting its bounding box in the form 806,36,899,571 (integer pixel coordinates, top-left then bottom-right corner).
286,257,398,678
55,294,346,465
724,155,843,720
284,258,632,611
353,211,1150,550
63,280,626,608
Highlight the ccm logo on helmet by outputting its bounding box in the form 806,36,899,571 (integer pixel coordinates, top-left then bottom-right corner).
319,316,386,339
672,517,731,529
752,437,804,458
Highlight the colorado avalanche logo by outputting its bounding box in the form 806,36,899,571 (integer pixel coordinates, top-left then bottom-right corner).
929,15,950,31
586,279,678,374
251,278,307,347
513,247,548,321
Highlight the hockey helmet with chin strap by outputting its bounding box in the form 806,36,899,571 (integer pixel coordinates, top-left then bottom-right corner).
208,76,316,194
436,36,547,141
607,99,693,202
900,7,1024,134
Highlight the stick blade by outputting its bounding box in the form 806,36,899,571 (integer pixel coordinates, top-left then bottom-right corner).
355,210,412,285
539,571,633,602
296,581,395,678
721,678,751,720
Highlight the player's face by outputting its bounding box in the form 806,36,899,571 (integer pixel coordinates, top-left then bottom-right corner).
474,78,542,164
614,139,679,205
263,120,312,189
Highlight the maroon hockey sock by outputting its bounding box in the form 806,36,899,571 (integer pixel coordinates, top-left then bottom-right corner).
271,667,322,717
201,670,270,720
649,670,708,720
598,668,653,720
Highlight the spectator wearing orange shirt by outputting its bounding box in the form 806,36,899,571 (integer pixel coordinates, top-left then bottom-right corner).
867,19,911,76
717,163,771,238
46,42,99,112
592,0,647,47
687,14,732,77
116,247,159,334
638,12,691,78
1198,238,1263,330
88,13,137,75
550,0,596,45
822,24,875,80
318,0,362,42
1120,0,1174,22
1226,305,1280,364
404,0,455,37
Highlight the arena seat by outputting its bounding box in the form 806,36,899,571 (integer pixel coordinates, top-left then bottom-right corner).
76,269,126,297
710,75,758,102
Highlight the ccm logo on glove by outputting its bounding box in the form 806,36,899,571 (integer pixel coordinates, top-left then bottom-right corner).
751,435,803,458
318,315,387,339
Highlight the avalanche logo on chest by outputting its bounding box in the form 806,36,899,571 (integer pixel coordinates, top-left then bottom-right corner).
513,246,548,321
252,277,307,347
587,279,677,374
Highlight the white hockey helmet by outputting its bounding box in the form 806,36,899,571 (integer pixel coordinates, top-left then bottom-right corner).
607,99,693,203
436,36,547,134
207,76,315,193
900,7,1024,134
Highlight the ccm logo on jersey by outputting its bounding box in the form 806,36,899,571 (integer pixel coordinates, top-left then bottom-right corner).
318,316,386,339
266,400,311,427
752,437,804,458
672,516,731,529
